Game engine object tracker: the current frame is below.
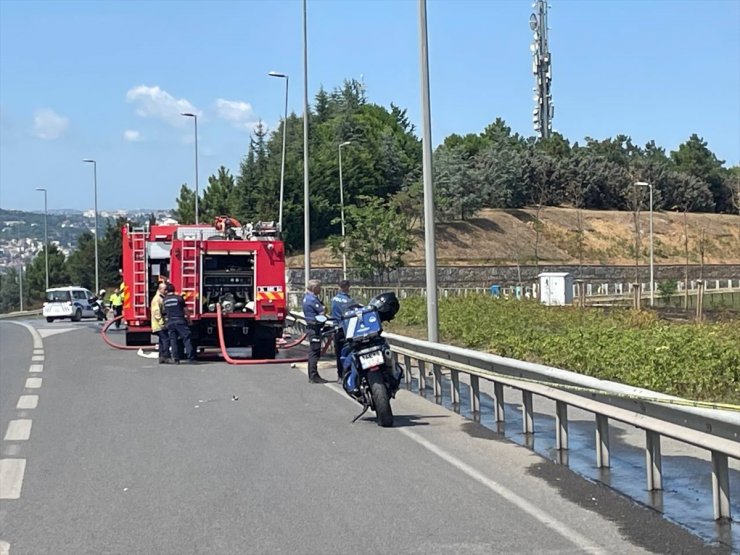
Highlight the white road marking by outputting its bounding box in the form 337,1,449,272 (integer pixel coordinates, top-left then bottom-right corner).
4,420,32,441
34,348,44,354
399,428,605,554
0,459,26,499
3,320,43,349
16,396,38,409
29,364,43,373
318,379,605,554
24,378,42,389
38,328,76,338
32,355,44,362
0,539,9,555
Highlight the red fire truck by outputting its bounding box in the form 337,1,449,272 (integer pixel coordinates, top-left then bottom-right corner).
120,218,286,359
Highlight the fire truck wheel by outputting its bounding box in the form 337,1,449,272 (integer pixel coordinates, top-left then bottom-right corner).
252,340,277,360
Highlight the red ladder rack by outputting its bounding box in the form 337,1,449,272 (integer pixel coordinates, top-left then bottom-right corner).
130,227,149,320
180,238,198,315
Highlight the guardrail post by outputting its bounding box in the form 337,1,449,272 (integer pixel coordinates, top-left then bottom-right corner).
450,369,460,406
522,391,534,434
493,382,505,422
595,414,610,468
470,375,480,414
403,355,412,389
555,401,568,450
432,364,443,399
417,360,427,395
645,430,662,491
711,451,731,520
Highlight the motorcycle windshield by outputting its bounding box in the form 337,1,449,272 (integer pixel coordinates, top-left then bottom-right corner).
342,307,381,340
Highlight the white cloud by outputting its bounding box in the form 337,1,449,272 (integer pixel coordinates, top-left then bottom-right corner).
33,108,69,140
215,98,258,131
123,129,141,142
125,85,200,127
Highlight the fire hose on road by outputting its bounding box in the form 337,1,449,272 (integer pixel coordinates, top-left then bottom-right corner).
215,303,311,365
101,308,323,366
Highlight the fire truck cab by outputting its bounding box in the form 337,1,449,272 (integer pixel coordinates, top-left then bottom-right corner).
121,219,286,359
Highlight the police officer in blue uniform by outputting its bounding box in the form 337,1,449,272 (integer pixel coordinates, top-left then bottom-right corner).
163,283,195,364
330,279,354,382
303,279,327,383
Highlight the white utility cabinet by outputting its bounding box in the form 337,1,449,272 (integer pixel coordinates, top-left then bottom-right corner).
538,272,573,306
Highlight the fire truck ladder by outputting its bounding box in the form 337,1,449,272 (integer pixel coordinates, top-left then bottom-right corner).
130,227,149,320
180,238,199,315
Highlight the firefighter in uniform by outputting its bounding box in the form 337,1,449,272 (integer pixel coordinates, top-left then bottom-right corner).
330,279,354,382
109,287,124,329
163,283,194,364
302,279,327,384
150,281,170,364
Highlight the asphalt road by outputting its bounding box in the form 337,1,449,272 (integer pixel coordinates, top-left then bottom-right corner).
0,317,732,555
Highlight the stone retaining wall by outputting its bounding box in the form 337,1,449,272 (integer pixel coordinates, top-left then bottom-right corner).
288,264,740,288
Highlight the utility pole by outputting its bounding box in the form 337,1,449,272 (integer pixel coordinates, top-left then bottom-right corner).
530,0,553,138
419,0,439,343
18,263,24,312
303,0,311,288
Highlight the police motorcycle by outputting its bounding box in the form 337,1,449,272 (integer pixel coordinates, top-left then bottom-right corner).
317,292,403,427
90,290,107,321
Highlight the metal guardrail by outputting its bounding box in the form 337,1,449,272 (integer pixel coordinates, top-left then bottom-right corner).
288,311,739,521
0,309,42,320
388,333,739,521
288,283,740,311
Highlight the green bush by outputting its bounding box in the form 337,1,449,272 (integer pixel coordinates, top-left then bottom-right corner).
387,295,740,403
657,279,678,299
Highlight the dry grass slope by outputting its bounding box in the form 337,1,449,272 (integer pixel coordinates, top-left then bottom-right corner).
288,207,740,267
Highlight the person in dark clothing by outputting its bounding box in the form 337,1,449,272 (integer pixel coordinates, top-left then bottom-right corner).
302,279,327,384
162,283,194,364
330,279,354,382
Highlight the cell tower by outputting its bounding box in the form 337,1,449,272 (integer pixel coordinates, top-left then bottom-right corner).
530,0,553,139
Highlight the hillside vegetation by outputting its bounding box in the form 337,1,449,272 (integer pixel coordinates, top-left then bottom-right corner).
290,207,740,267
386,295,740,403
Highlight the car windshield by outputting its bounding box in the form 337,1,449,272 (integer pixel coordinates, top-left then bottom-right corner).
46,290,71,302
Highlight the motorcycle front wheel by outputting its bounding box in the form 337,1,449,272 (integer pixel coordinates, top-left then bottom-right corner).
368,371,393,427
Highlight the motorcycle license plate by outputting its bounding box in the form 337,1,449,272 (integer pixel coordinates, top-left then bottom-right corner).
359,350,384,370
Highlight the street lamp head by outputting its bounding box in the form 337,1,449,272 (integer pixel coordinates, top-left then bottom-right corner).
181,112,196,118
339,141,351,148
635,181,649,187
83,159,95,164
268,71,287,78
35,187,46,192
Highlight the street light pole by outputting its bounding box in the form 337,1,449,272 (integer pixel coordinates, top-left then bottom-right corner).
181,113,200,225
302,0,310,288
83,159,100,293
35,187,49,290
636,181,654,306
269,71,289,231
419,0,439,343
338,141,351,280
18,263,23,312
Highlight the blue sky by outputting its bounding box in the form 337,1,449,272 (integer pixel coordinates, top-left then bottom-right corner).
1,0,738,212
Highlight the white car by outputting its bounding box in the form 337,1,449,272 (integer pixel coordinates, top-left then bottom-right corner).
43,286,97,322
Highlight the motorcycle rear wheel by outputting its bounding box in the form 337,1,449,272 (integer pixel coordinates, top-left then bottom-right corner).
368,371,393,427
